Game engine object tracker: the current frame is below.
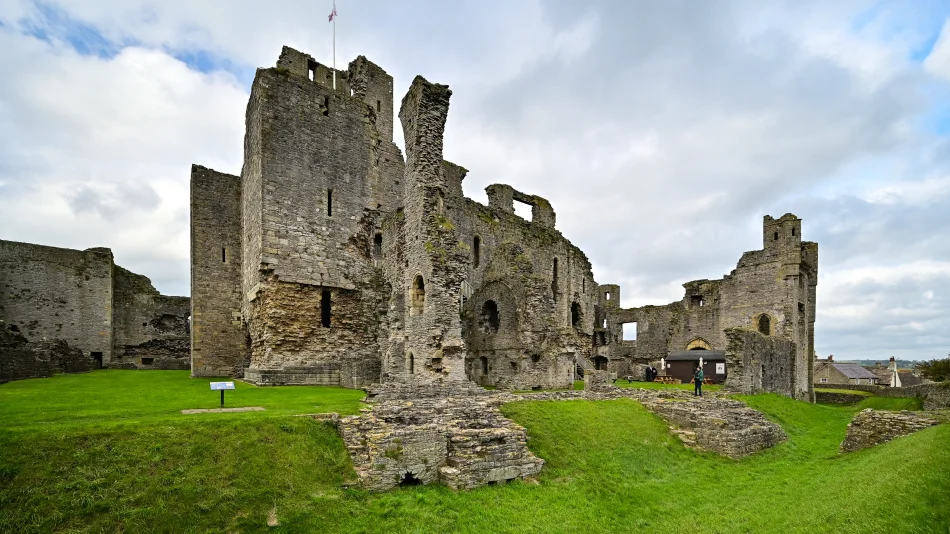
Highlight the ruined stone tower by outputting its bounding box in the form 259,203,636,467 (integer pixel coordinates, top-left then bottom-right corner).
190,46,593,389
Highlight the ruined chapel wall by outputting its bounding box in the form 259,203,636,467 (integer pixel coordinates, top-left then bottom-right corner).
190,165,245,377
112,266,190,369
0,240,114,364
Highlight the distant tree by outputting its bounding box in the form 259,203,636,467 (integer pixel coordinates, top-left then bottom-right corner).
915,357,950,382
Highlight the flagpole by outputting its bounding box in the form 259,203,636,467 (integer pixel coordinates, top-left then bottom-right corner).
332,0,337,90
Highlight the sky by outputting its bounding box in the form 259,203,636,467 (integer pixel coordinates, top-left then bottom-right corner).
1,0,949,362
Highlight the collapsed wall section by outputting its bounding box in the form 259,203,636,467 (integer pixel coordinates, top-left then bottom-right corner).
190,165,245,377
112,266,190,369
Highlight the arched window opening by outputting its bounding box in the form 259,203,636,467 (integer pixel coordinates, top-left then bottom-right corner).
480,300,500,334
758,314,771,336
321,290,332,327
685,338,713,351
773,231,778,241
480,356,489,375
571,302,581,327
473,236,481,267
410,276,425,316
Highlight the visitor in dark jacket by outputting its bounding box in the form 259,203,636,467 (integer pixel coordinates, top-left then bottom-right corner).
693,365,704,397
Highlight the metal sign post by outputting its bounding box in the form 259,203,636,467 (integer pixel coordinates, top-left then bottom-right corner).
210,381,236,407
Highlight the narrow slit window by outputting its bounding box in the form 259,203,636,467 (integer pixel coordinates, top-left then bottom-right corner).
321,290,332,327
327,189,333,217
473,236,481,267
322,95,329,117
374,233,383,257
222,247,227,263
377,100,381,112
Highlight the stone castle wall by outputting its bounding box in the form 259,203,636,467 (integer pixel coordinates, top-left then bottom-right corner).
0,239,189,378
193,46,595,390
190,165,245,377
598,214,817,401
0,240,114,364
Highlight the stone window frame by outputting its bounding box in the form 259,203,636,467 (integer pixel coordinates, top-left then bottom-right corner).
755,313,774,336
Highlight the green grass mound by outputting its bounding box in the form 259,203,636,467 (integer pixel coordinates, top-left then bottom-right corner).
0,371,946,533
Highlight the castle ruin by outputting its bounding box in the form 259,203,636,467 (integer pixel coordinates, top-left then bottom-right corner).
0,239,190,381
189,46,818,402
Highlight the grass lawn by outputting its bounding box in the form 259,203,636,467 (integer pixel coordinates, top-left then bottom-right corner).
0,369,365,431
0,371,947,533
615,380,723,393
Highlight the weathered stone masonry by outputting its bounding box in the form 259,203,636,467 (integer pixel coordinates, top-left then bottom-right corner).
192,46,593,390
0,239,190,377
596,214,818,402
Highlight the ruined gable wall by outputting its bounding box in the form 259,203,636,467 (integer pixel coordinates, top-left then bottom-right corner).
0,240,114,364
112,266,190,369
397,76,469,382
432,174,593,389
190,165,245,377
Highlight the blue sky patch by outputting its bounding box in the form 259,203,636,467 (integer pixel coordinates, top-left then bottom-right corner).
18,2,122,59
170,47,255,87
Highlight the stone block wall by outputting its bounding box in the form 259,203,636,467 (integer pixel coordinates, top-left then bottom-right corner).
840,409,943,453
0,240,114,364
723,327,803,400
112,266,190,369
190,165,245,377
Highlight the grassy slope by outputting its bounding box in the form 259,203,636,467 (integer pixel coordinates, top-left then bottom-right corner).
0,372,946,533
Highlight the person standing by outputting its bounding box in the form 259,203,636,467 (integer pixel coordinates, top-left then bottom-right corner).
693,364,704,397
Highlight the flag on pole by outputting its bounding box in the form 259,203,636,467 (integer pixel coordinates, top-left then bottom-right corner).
328,4,337,22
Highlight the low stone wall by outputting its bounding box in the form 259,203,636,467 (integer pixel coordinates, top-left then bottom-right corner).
814,382,950,410
815,391,868,405
0,326,96,383
339,380,542,491
840,409,943,453
639,396,787,459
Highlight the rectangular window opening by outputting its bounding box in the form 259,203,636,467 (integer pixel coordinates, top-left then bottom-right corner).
377,100,381,112
221,247,227,263
513,199,533,220
691,295,704,308
327,189,333,217
321,290,332,327
473,236,481,267
141,357,154,366
622,322,637,341
374,233,383,257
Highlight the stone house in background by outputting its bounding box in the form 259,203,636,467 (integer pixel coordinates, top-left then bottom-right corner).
189,46,818,399
814,360,879,386
0,239,191,381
